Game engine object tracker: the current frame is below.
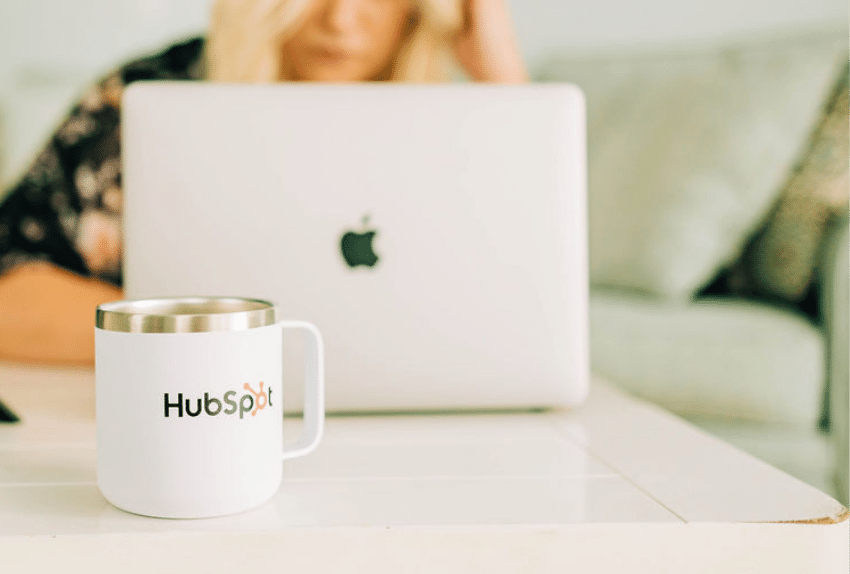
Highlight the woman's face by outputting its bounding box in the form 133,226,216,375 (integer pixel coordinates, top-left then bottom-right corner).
282,0,415,81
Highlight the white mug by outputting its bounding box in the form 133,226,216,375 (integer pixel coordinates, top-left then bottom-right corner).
95,297,324,519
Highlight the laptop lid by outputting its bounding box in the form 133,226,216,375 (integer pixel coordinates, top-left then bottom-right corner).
122,82,588,412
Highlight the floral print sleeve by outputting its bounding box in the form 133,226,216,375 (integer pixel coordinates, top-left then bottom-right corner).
0,37,204,287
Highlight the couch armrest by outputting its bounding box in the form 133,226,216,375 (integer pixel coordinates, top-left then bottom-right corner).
819,215,848,504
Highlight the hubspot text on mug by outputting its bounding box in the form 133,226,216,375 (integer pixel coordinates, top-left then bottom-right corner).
95,297,325,519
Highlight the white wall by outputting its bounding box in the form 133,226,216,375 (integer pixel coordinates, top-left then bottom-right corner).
0,0,845,76
0,0,845,74
510,0,846,64
0,0,846,186
0,0,211,79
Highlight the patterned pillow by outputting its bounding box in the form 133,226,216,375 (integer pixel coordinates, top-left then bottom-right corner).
728,63,849,302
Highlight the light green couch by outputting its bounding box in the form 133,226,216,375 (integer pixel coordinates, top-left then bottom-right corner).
539,31,849,502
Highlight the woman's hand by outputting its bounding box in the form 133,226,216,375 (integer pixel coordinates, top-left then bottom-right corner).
453,0,528,83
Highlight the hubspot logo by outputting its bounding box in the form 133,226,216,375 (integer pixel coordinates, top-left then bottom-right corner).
243,382,267,416
163,383,272,419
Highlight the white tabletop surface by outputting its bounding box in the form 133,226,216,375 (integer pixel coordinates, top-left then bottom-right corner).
0,363,846,573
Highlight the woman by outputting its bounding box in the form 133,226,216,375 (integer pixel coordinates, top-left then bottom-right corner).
0,0,527,365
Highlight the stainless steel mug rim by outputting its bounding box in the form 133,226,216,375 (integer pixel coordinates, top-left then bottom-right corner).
96,297,276,333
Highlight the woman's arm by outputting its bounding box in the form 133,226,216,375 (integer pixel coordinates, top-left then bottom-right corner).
0,263,121,366
0,91,122,367
454,0,528,83
0,38,205,367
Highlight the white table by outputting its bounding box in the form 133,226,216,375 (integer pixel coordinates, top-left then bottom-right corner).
0,364,846,573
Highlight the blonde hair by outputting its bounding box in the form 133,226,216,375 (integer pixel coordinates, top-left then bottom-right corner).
206,0,463,82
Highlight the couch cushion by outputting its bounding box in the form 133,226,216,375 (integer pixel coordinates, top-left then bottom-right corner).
539,31,846,299
590,291,824,427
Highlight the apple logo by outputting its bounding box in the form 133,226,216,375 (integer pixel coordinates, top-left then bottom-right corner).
340,215,379,268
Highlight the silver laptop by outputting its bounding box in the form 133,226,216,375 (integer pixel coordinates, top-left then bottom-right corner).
122,82,588,413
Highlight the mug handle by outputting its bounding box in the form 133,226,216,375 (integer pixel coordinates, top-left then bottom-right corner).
278,320,325,460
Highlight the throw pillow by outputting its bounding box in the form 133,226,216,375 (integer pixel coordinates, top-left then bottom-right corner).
728,63,849,301
538,31,847,300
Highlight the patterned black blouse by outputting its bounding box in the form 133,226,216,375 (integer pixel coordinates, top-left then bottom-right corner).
0,37,205,288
